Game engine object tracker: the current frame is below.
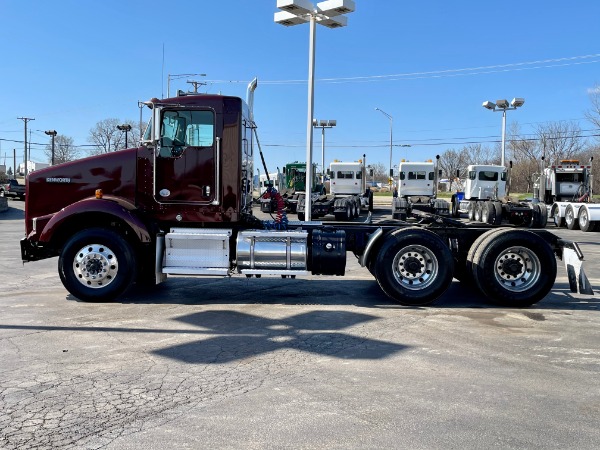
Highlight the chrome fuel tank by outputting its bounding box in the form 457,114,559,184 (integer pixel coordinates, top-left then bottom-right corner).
236,230,308,274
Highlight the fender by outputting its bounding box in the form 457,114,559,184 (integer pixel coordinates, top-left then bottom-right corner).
38,196,152,245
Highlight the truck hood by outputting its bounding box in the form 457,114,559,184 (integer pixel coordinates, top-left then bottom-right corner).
26,148,138,226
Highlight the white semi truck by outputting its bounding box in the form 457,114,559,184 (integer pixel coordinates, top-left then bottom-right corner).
451,164,547,228
296,160,373,221
535,158,600,232
391,156,449,220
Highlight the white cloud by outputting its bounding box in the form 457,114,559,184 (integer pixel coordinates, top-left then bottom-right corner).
587,85,600,94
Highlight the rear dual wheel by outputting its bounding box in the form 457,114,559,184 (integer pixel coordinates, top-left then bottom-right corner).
373,228,454,306
578,206,598,232
468,229,556,307
565,204,579,230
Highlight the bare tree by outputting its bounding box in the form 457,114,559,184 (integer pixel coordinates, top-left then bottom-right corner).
44,135,80,164
585,83,600,135
438,148,468,180
536,121,585,165
462,143,499,166
507,122,540,193
371,162,388,184
87,119,140,155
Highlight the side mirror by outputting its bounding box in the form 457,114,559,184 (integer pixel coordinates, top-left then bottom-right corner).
327,168,331,176
389,168,394,177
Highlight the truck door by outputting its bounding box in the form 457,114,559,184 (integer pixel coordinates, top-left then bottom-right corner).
154,109,217,204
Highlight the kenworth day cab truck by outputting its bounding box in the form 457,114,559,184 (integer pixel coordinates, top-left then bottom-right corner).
296,160,373,221
534,158,600,232
20,81,593,306
451,164,547,228
391,157,449,220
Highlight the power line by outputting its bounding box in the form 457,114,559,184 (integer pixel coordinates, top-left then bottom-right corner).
204,53,600,85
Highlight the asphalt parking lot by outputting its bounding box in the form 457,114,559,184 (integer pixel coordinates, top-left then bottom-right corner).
1,198,599,449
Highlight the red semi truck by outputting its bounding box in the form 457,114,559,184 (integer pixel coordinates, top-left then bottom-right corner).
20,81,593,306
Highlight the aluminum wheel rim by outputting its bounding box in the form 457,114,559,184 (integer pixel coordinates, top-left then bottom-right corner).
72,244,119,288
493,246,540,292
565,208,574,225
553,209,561,226
580,209,588,228
392,245,439,290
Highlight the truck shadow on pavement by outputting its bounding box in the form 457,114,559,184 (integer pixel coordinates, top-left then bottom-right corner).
152,309,410,364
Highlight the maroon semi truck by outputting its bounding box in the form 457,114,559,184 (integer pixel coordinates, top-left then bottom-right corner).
20,81,593,306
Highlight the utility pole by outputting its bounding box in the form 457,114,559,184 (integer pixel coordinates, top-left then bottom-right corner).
45,130,58,165
13,149,16,177
18,117,34,177
186,80,207,93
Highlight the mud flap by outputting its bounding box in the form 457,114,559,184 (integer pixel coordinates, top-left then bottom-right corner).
563,247,594,295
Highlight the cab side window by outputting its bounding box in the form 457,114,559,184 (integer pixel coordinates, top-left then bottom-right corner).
159,110,214,158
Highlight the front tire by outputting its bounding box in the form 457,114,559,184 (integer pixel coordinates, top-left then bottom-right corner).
58,227,137,302
373,228,454,306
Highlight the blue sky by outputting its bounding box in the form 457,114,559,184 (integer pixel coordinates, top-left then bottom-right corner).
1,0,599,174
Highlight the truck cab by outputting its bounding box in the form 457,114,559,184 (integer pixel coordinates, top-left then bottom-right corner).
329,161,365,196
463,165,507,201
397,161,436,198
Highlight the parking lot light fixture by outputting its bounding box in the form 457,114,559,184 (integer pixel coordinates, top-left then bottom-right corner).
482,97,525,167
313,119,336,184
117,124,133,149
375,107,393,189
44,130,57,165
274,0,355,221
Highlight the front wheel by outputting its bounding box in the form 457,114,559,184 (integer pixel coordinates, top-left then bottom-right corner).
58,227,137,302
373,228,454,306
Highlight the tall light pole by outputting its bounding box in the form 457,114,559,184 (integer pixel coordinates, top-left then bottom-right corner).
117,124,132,149
275,0,355,221
375,107,393,188
482,98,525,167
44,130,57,165
312,118,336,183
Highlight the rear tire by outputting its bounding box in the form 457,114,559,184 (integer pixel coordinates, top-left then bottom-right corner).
346,202,353,220
565,204,579,230
471,229,556,307
481,202,494,224
474,202,482,222
467,201,476,221
373,228,454,306
58,227,137,302
451,197,460,218
578,206,596,232
552,205,564,227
